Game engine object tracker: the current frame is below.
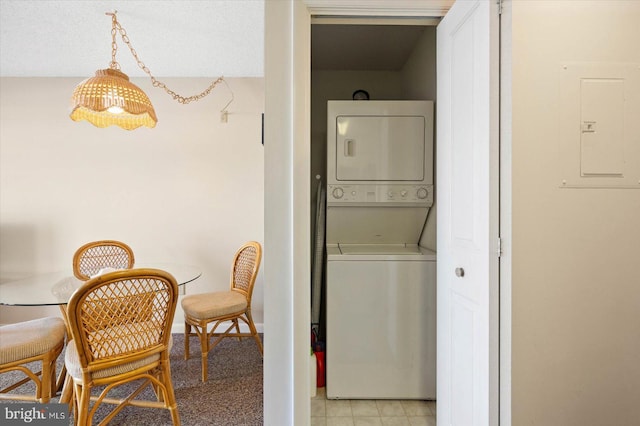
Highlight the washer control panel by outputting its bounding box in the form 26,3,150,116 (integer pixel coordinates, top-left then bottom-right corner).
328,184,433,206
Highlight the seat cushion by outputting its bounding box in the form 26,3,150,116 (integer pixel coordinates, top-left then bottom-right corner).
64,334,172,381
0,317,66,364
181,291,247,320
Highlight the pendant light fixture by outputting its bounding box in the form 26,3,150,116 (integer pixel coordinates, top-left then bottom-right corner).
70,11,225,130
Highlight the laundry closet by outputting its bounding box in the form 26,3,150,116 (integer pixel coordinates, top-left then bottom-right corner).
310,21,439,400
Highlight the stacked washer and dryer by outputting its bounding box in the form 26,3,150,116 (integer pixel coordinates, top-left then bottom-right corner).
325,100,436,400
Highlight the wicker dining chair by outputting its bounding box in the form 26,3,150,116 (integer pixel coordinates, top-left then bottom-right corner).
72,240,135,281
182,241,263,382
65,268,180,426
0,317,66,403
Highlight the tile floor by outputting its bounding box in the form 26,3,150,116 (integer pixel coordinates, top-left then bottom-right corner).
311,387,436,426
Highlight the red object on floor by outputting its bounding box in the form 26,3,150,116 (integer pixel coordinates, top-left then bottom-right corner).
315,350,325,387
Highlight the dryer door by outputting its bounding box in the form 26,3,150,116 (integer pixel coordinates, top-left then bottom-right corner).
335,115,425,181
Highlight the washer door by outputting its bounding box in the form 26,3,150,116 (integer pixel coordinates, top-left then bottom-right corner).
326,259,436,399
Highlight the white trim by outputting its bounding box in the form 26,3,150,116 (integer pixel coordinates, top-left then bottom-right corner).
499,2,513,425
311,16,441,26
291,3,313,424
264,2,297,425
304,0,453,17
264,2,312,425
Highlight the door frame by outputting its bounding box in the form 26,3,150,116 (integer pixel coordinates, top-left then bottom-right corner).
263,1,512,425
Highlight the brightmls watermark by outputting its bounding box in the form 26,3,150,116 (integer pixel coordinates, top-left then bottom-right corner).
1,403,68,425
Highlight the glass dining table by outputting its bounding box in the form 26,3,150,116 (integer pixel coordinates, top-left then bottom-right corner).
0,263,201,306
0,263,201,404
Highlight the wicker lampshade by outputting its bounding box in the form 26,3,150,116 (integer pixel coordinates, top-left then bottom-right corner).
69,68,157,130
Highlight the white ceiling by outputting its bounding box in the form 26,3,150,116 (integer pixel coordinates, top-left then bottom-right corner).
0,0,439,78
0,0,265,77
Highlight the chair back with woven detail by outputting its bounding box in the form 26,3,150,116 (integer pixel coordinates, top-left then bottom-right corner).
65,268,180,425
72,240,135,280
231,241,262,302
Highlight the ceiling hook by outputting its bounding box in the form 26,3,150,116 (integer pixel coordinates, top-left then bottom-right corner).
220,78,235,123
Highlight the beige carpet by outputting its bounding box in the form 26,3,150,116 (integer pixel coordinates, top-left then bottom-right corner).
0,333,264,425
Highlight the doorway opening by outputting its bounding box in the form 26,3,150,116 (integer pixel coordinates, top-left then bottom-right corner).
309,17,441,420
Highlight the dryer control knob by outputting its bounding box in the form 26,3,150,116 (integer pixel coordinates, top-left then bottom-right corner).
417,187,429,199
332,187,344,199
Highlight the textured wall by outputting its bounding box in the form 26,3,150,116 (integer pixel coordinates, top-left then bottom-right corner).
511,2,640,425
0,77,265,332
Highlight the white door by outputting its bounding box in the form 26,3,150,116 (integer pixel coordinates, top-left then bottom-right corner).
437,1,500,425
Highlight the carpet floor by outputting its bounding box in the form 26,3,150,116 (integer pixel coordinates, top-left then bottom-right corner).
0,333,264,425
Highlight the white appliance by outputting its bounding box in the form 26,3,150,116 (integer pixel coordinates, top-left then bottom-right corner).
325,100,436,399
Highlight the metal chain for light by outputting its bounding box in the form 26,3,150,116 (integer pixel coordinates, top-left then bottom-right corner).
107,12,224,105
